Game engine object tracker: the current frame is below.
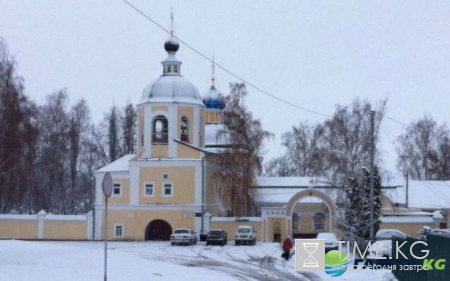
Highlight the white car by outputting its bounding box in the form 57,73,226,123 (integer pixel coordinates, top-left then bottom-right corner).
376,229,407,240
367,240,392,259
316,232,339,252
235,226,257,245
170,228,198,245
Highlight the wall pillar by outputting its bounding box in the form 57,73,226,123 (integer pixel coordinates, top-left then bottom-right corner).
203,212,212,233
87,211,93,240
37,210,46,239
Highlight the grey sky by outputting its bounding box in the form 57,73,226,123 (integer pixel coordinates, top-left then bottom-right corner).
1,1,450,175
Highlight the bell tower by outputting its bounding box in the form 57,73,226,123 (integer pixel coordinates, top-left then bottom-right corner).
136,15,205,159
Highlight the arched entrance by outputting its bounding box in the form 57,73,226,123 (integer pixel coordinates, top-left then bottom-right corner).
285,189,337,238
145,219,172,241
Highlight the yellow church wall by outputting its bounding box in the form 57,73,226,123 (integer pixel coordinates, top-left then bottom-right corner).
139,166,195,204
205,110,221,124
210,220,262,241
0,220,38,239
44,221,87,240
151,106,168,113
206,166,218,205
177,143,200,158
101,178,130,205
105,209,195,240
151,145,169,158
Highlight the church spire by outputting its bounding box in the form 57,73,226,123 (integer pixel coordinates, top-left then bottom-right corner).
164,9,179,53
211,56,216,88
170,8,174,36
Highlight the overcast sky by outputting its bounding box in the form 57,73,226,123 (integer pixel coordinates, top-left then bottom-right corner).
2,1,450,176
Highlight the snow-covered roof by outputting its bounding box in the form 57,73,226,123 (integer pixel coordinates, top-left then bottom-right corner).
96,154,135,173
140,75,204,106
384,180,450,209
210,217,262,222
255,177,314,188
205,123,230,147
380,215,434,224
0,215,37,221
254,187,342,204
45,214,87,221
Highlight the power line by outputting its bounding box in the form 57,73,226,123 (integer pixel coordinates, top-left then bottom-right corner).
384,115,409,127
121,0,332,118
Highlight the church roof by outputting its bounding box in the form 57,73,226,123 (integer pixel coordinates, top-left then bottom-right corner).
139,32,204,106
96,154,135,173
140,75,203,105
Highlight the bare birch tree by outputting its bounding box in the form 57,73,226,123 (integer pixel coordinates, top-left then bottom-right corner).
397,115,450,180
216,83,273,216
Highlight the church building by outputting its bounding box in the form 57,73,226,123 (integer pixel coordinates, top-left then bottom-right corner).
94,30,225,241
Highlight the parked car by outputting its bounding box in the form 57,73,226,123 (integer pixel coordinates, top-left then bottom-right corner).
367,240,392,259
375,229,407,240
235,226,257,245
170,228,198,245
206,229,228,246
316,232,339,252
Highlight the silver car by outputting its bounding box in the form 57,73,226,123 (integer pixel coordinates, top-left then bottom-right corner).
170,228,198,245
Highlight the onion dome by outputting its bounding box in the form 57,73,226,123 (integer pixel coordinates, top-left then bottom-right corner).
203,84,225,109
203,58,225,109
164,36,179,53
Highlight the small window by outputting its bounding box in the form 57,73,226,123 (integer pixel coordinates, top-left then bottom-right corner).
144,182,154,197
114,224,124,238
112,183,122,197
162,182,173,197
173,65,179,73
163,173,169,180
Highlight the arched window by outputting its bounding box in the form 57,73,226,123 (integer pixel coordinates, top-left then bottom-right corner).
152,115,168,145
292,213,299,230
313,213,325,232
180,116,189,142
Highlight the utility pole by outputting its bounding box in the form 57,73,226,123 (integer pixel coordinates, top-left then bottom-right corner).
405,172,409,208
369,110,375,241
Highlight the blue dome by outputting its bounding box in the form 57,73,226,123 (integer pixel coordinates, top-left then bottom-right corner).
203,85,225,109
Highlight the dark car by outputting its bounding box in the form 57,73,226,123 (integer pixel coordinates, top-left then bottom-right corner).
206,229,228,246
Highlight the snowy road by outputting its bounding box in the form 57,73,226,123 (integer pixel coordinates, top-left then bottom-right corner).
0,240,395,281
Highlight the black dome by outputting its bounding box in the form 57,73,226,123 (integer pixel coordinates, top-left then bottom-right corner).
164,37,179,53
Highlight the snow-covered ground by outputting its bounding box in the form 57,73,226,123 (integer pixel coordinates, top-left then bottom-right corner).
0,240,397,281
